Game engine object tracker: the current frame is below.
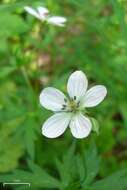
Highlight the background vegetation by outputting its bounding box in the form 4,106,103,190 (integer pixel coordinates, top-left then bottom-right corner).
0,0,127,189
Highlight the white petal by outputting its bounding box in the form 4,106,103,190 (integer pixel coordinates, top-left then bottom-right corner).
82,85,107,107
70,113,92,139
42,113,71,138
24,6,40,19
39,87,67,111
67,71,88,101
37,6,49,20
47,16,67,26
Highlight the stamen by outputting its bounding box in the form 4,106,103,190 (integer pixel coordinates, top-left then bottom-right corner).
61,104,67,111
64,98,67,103
74,96,76,100
77,101,80,108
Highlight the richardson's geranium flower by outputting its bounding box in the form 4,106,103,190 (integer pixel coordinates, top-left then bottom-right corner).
24,6,66,27
40,71,107,139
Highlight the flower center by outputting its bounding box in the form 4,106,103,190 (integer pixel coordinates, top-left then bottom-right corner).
61,96,81,113
68,96,81,113
69,100,78,111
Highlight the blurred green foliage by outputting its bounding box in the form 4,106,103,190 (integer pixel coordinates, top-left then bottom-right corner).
0,0,127,189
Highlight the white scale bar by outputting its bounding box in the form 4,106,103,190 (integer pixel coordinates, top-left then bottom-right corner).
3,182,31,187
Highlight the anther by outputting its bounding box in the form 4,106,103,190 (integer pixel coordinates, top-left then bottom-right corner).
64,98,67,103
74,96,76,100
77,101,80,105
77,101,80,107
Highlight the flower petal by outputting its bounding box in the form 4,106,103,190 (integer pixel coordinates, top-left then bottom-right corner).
70,113,92,139
47,16,67,26
24,6,40,19
42,113,71,138
67,71,88,101
82,85,107,107
37,6,49,20
39,87,67,111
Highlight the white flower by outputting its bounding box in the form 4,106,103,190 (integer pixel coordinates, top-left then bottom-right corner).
24,6,66,27
47,16,67,27
40,71,107,139
24,6,49,21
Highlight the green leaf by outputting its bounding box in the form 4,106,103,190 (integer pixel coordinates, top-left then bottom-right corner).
91,117,100,135
0,144,23,173
76,154,86,182
56,143,76,189
0,162,60,189
0,66,16,79
83,143,100,186
0,12,28,38
0,118,24,173
0,38,7,52
91,169,127,190
24,119,37,160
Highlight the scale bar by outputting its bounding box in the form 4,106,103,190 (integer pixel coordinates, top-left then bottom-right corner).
3,182,31,187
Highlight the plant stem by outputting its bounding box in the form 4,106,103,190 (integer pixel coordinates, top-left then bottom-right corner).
21,66,38,109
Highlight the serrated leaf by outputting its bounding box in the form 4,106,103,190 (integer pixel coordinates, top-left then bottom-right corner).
76,154,85,182
0,164,60,189
56,143,76,188
24,119,37,160
91,169,127,190
82,143,100,186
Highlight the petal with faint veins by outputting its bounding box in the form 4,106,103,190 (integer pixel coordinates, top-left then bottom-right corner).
70,113,92,139
82,85,107,107
24,6,40,19
39,87,68,111
47,16,67,26
42,113,71,138
67,71,88,101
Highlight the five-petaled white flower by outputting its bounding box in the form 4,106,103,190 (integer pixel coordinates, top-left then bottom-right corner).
40,71,107,139
24,6,66,27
